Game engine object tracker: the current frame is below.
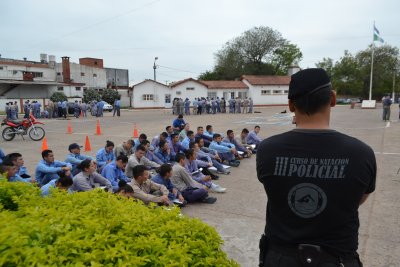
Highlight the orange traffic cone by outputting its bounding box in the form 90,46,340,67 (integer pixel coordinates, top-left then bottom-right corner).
84,135,92,152
80,110,83,118
95,119,102,135
133,123,139,138
41,137,48,151
67,121,73,134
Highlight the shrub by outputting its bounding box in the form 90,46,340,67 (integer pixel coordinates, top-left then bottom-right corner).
101,88,120,105
0,181,238,266
83,89,101,103
0,178,41,211
50,92,67,103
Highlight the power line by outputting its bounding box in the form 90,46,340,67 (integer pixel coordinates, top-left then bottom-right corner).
157,65,199,74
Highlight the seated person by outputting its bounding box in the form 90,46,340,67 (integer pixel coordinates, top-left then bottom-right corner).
96,140,115,170
114,139,134,157
179,123,190,141
154,140,173,164
129,165,170,206
0,160,27,182
182,130,195,150
65,143,93,175
41,171,73,196
240,128,255,152
172,114,185,132
209,134,240,167
151,132,169,149
190,141,230,175
115,180,134,198
133,134,148,151
165,126,174,141
141,140,164,165
203,125,215,139
171,153,216,204
169,133,187,158
151,164,186,206
195,126,212,147
5,153,33,182
223,130,252,158
125,145,160,178
185,149,226,193
101,155,129,192
70,159,112,192
0,148,5,164
247,125,262,148
35,149,72,186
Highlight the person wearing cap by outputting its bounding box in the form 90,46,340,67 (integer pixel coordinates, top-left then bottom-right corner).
257,68,376,267
65,143,93,176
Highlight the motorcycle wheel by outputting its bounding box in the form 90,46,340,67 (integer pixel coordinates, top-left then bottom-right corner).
29,126,45,141
2,127,16,141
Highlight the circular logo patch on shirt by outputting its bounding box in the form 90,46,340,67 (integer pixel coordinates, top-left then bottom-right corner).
288,183,327,218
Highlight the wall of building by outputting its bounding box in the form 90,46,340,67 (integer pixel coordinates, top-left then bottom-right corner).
105,68,129,87
133,81,172,108
247,84,289,105
0,64,55,82
55,63,107,89
115,88,131,107
48,85,84,98
171,81,208,101
0,84,56,99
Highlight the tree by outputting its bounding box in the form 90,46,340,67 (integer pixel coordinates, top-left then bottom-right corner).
316,45,400,98
101,89,120,105
83,89,101,103
199,26,303,80
50,92,67,102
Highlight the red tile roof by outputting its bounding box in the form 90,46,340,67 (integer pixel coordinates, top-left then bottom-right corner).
241,75,290,85
169,78,208,88
201,80,248,89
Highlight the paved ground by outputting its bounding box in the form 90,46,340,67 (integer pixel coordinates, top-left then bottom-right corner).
1,105,399,267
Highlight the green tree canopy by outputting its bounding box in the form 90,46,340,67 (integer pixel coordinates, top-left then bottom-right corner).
199,26,302,80
316,45,400,99
101,88,120,104
50,92,67,102
83,89,101,103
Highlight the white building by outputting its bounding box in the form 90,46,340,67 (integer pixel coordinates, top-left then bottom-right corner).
170,78,208,100
242,75,291,105
132,80,172,109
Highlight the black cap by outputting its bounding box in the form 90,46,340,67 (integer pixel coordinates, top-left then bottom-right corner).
288,68,331,100
68,143,82,151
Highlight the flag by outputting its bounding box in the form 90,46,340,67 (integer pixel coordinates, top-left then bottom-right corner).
373,25,384,43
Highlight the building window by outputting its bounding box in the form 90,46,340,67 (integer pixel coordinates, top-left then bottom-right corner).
273,90,283,94
230,92,235,99
13,70,18,75
75,87,81,91
165,94,171,104
238,92,247,99
143,94,154,101
32,72,43,78
93,74,97,77
0,67,3,70
83,87,88,92
176,91,181,95
57,72,61,75
57,87,64,91
261,90,270,95
81,72,85,76
284,90,289,94
207,92,217,99
186,87,194,91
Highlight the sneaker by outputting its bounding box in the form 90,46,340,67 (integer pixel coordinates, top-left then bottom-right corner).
202,197,217,204
210,183,226,193
228,160,240,167
217,169,230,175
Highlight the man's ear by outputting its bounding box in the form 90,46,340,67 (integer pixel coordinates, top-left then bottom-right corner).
330,90,337,107
288,100,295,112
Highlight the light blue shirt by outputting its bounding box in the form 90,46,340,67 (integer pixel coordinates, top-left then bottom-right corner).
182,136,194,150
41,179,57,196
209,141,234,153
100,161,128,192
8,175,29,183
96,148,115,168
247,130,262,145
65,153,93,175
35,159,72,186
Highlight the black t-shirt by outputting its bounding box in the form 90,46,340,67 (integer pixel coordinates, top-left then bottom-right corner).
256,129,376,254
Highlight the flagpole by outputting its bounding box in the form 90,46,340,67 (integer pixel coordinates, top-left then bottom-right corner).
368,21,375,101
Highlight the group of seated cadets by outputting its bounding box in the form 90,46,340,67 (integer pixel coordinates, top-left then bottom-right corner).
0,119,262,207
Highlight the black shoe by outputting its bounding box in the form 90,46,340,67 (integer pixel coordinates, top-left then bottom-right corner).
202,197,217,204
211,175,219,180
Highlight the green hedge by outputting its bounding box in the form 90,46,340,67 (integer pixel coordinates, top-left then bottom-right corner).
0,180,238,266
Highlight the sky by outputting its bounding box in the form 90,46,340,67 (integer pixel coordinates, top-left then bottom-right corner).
1,0,399,85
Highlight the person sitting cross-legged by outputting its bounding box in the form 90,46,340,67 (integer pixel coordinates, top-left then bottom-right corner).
185,149,226,193
5,153,34,182
190,141,230,175
209,134,240,167
247,125,263,149
114,139,134,158
125,145,160,178
115,180,134,198
65,143,93,176
70,159,112,192
171,153,216,204
35,150,72,186
101,155,130,192
154,140,173,164
96,140,115,171
141,140,164,165
152,164,186,207
41,171,73,196
129,165,171,206
223,129,253,158
182,130,195,150
0,160,28,183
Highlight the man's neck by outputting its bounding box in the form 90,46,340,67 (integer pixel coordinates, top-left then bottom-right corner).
295,112,330,129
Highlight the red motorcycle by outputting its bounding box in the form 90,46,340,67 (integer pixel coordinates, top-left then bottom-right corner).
1,114,45,141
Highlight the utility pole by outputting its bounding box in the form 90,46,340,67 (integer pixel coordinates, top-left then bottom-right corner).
153,57,158,81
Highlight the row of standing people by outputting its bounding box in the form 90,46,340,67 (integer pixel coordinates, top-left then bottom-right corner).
172,97,254,115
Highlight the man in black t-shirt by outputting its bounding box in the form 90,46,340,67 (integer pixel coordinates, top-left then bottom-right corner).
257,68,376,267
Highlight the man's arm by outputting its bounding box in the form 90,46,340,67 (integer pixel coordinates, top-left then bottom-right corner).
93,172,113,191
36,162,63,174
359,194,370,206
